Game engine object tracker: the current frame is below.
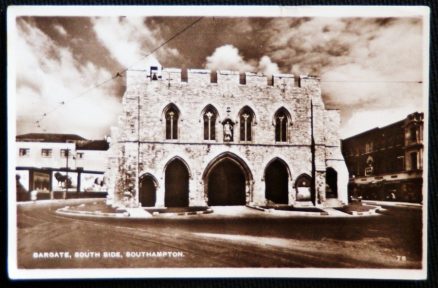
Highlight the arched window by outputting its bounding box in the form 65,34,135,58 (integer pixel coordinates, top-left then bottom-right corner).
274,108,290,142
203,106,218,140
239,106,255,142
164,104,179,140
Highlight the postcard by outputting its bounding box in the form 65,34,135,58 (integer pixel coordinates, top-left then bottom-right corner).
7,5,429,280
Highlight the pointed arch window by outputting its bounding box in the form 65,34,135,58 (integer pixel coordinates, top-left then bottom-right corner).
274,108,290,142
239,106,255,142
165,104,179,140
203,106,218,141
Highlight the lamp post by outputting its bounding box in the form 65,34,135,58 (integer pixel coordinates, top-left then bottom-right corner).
310,99,317,206
63,149,76,200
64,149,69,200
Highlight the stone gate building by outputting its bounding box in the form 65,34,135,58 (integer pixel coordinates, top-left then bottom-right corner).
106,61,348,208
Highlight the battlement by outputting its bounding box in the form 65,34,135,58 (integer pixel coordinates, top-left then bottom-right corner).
127,67,319,88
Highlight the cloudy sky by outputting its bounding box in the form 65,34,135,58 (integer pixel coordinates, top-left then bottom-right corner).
14,15,425,139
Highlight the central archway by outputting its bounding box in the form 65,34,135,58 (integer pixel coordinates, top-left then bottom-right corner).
203,152,252,206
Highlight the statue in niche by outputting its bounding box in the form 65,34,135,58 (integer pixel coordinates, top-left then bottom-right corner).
223,119,234,142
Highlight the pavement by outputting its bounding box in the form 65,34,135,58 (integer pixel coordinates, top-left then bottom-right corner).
32,198,388,219
15,199,423,270
362,200,422,209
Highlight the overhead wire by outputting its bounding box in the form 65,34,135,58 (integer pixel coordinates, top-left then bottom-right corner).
33,15,423,130
35,16,203,129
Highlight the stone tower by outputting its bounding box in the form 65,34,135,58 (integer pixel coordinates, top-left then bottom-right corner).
106,60,349,209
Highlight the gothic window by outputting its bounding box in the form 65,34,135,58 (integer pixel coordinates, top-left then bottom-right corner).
164,104,179,140
274,108,290,142
239,106,255,142
203,106,218,140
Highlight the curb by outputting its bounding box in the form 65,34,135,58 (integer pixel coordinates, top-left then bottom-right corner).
17,198,104,206
362,200,422,209
150,208,214,217
56,206,214,219
246,205,329,217
338,205,382,216
56,207,130,219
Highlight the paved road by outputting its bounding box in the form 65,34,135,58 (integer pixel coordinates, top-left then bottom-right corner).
15,200,422,269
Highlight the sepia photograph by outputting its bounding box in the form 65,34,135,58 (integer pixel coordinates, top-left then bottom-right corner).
7,5,429,280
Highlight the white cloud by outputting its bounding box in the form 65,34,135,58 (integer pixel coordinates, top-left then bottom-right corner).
91,17,179,69
53,24,67,36
205,44,254,72
16,19,121,139
264,17,424,136
257,55,280,75
205,45,281,76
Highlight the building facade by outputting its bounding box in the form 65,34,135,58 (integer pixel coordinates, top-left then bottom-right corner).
341,112,424,203
107,63,348,208
15,133,110,200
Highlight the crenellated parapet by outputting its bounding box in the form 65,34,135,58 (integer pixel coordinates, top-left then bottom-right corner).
126,67,320,89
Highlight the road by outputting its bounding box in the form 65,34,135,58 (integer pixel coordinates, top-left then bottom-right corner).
15,200,422,269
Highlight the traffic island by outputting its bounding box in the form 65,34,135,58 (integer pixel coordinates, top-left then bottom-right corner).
145,206,213,217
56,200,383,219
335,202,383,216
56,201,213,219
249,205,329,216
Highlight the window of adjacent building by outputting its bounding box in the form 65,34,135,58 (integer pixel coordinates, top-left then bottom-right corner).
41,149,52,157
60,149,71,157
203,106,218,141
274,108,290,142
410,126,418,143
410,152,418,170
19,148,29,157
164,104,179,140
239,106,255,142
365,142,373,153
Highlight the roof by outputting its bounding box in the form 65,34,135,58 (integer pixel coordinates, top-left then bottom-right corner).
342,111,424,141
16,133,87,143
77,140,109,151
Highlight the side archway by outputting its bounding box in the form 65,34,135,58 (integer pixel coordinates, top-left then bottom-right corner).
139,173,158,207
326,167,338,198
264,158,290,204
164,157,190,207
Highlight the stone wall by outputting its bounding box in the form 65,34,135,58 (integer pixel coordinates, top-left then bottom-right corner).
108,68,348,208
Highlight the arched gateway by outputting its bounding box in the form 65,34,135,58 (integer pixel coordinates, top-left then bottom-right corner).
139,173,158,207
265,158,290,204
164,157,190,207
203,152,253,206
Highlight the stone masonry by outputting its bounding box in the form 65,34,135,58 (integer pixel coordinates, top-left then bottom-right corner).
106,63,348,208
